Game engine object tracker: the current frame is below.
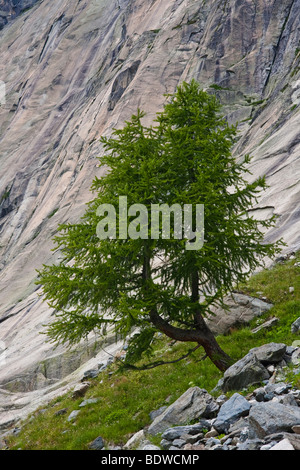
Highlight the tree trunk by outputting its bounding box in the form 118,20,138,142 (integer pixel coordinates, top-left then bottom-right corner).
149,307,232,372
144,248,232,372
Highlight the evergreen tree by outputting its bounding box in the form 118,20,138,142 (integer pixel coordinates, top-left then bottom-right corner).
37,81,282,372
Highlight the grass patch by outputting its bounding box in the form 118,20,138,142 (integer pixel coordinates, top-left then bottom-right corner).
6,253,300,450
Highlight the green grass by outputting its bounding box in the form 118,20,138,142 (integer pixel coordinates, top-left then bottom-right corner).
6,252,300,450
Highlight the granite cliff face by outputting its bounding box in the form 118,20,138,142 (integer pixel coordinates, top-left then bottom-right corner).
0,0,299,429
0,0,40,29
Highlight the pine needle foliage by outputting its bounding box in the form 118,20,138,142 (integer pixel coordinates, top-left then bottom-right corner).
37,80,283,371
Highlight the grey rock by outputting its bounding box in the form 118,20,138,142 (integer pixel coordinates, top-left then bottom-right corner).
253,387,265,402
292,425,300,434
124,430,146,450
82,369,100,379
251,317,279,334
88,436,105,450
213,393,251,434
180,432,204,444
204,428,219,439
291,348,300,366
237,438,264,451
249,342,287,364
277,394,298,407
1,0,300,435
291,317,300,334
270,438,295,450
67,410,80,422
206,294,273,336
160,439,172,450
79,398,99,407
72,382,90,399
264,382,291,395
249,402,300,438
228,418,250,438
161,421,211,441
210,444,225,450
222,352,270,392
172,438,186,448
148,387,217,435
142,444,161,450
54,408,68,416
205,437,220,448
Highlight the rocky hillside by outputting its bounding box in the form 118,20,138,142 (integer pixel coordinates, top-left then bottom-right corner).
0,0,299,432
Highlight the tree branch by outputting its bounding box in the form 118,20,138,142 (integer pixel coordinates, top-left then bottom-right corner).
121,344,204,370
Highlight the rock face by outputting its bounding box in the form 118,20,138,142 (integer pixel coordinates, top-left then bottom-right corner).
0,0,40,29
206,293,274,335
0,0,300,432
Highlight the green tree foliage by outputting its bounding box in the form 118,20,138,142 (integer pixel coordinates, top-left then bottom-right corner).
37,81,283,371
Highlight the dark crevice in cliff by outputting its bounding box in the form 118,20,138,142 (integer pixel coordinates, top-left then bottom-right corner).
263,0,296,92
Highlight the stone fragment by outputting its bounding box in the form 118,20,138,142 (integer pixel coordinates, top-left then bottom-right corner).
88,436,105,450
160,421,211,441
67,410,80,422
251,317,278,334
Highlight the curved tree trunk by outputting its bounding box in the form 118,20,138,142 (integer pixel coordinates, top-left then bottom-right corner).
149,308,232,372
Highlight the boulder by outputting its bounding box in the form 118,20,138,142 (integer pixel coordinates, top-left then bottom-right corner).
147,387,218,435
213,393,251,434
249,343,287,364
249,402,300,438
221,352,270,392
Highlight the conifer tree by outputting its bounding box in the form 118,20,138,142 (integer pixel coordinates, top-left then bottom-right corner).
38,81,282,371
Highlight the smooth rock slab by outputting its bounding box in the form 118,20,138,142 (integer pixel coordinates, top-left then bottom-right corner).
249,402,300,438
